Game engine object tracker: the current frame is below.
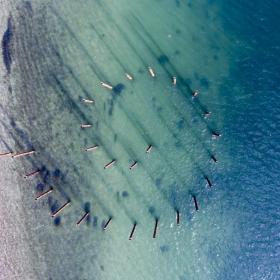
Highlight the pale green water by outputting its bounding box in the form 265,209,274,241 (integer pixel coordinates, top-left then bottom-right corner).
1,0,237,279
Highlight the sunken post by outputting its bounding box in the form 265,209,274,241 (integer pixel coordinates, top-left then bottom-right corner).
192,195,199,211
103,217,112,230
104,159,116,169
129,223,137,240
12,150,35,159
51,201,71,217
153,218,159,238
76,212,90,226
35,187,53,201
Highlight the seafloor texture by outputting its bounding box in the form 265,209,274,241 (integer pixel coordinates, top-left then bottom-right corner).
0,0,279,279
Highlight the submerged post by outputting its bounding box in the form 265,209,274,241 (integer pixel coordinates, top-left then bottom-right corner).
85,145,99,152
205,176,213,187
125,73,133,80
35,187,53,200
153,218,159,238
176,209,180,225
100,82,113,90
24,169,40,179
104,159,116,169
81,98,94,104
146,145,153,153
12,150,35,158
103,217,112,230
80,124,92,128
51,201,71,217
212,131,221,139
129,161,138,170
129,223,137,240
76,212,90,226
192,90,199,98
148,67,156,78
0,151,13,157
192,195,199,211
211,155,218,163
204,111,212,118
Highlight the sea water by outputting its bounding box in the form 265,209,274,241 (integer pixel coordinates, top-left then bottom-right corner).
0,0,279,279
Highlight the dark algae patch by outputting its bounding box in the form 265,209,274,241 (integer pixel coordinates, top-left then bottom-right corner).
2,16,13,74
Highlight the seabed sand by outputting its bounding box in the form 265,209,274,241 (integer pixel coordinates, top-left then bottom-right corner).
0,1,236,279
0,2,48,279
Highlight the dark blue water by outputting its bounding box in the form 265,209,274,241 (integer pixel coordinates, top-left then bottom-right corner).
217,1,280,279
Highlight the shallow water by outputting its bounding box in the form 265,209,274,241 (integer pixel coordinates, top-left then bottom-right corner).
0,0,280,279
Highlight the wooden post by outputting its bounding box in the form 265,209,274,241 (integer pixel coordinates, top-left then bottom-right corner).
76,212,90,226
129,161,138,170
51,201,71,217
153,218,159,238
146,145,153,153
211,155,218,163
176,209,180,225
24,169,40,179
80,124,92,128
125,73,133,80
35,187,53,200
0,151,13,157
104,160,116,169
129,223,137,240
148,67,156,78
100,82,113,90
103,217,112,230
82,98,94,104
172,76,177,85
192,195,199,211
205,176,213,187
85,145,99,152
12,150,35,158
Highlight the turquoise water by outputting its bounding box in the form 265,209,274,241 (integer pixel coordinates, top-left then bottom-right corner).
0,0,279,279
